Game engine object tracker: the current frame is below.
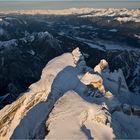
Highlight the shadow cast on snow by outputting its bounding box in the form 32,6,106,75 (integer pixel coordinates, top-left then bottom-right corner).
10,65,126,139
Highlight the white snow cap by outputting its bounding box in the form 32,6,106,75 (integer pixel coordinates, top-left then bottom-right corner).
94,59,108,74
72,47,82,64
100,59,108,68
81,72,103,85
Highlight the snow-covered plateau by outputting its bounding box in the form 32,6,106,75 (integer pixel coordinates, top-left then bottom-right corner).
0,48,140,139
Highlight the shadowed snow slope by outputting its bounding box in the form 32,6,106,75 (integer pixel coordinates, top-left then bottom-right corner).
0,48,140,140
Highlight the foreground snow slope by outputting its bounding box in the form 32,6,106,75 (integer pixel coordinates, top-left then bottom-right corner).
45,91,115,139
0,48,140,139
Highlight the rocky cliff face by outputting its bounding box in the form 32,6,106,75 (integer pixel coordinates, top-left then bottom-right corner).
0,48,140,140
0,30,63,108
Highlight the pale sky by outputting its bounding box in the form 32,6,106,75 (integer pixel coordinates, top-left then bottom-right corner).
0,0,140,2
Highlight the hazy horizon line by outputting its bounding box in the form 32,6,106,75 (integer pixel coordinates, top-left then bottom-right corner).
0,0,140,1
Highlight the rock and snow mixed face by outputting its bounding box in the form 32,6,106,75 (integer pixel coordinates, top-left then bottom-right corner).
0,29,64,108
93,59,109,74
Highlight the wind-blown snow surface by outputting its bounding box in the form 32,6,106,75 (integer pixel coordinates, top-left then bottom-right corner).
0,48,140,139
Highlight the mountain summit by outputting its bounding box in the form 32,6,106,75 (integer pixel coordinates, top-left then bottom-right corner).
0,48,140,139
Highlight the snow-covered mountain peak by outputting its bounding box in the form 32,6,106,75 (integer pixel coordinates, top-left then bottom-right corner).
0,48,140,139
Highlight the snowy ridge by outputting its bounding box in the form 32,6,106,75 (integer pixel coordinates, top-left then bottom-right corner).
79,8,140,23
0,48,140,139
0,8,140,23
0,50,76,139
